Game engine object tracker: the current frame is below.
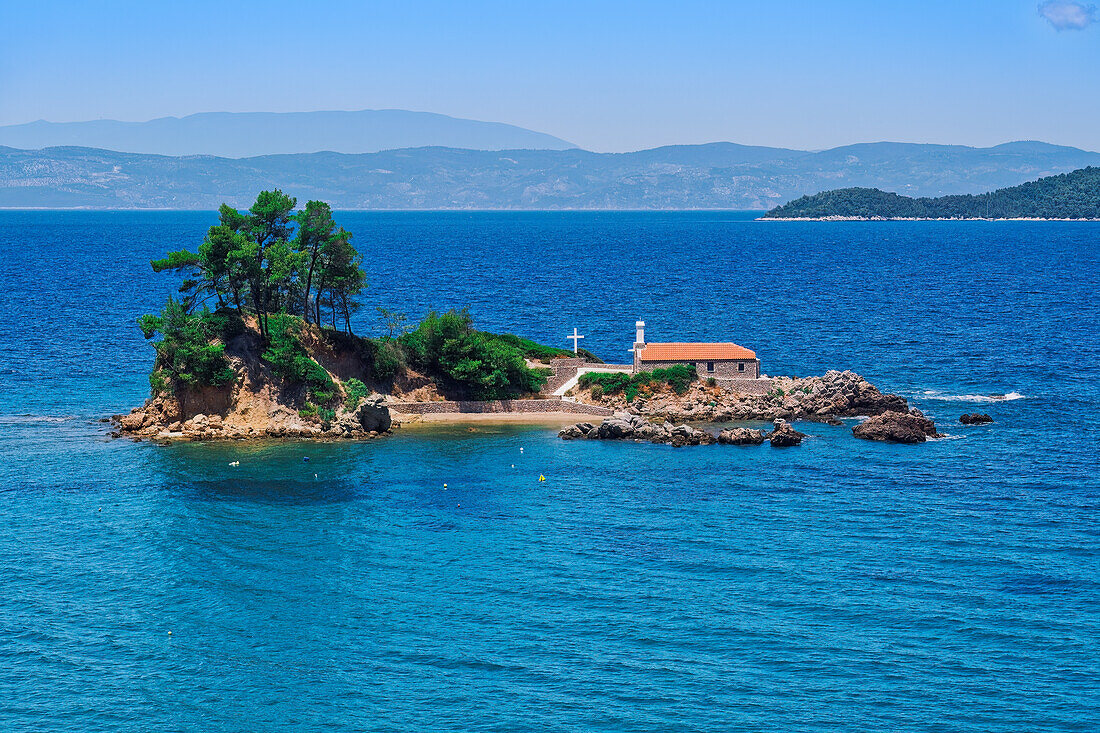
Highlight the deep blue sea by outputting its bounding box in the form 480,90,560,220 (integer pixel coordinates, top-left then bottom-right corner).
1,211,1098,731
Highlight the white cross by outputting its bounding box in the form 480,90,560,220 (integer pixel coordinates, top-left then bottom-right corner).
567,327,584,354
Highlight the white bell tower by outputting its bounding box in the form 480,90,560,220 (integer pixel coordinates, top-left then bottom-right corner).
632,320,645,370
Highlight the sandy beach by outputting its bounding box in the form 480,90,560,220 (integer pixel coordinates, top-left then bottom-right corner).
393,410,600,426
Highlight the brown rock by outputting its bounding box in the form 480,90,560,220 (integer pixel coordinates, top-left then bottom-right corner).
853,410,941,444
768,420,806,447
717,428,766,445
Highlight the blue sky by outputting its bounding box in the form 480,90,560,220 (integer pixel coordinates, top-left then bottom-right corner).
2,0,1098,151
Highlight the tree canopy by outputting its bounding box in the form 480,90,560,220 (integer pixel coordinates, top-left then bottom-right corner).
137,191,559,402
149,191,365,337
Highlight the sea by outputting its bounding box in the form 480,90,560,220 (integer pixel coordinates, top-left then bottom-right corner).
0,211,1097,731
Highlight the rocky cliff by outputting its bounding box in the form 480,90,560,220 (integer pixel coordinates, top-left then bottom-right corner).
115,325,392,442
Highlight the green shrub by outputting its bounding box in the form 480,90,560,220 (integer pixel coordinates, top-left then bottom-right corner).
706,377,717,387
344,377,370,409
138,298,236,394
263,313,335,402
579,365,697,402
590,384,604,400
370,338,406,381
398,309,548,399
149,369,170,396
319,407,335,424
299,402,318,417
650,365,696,395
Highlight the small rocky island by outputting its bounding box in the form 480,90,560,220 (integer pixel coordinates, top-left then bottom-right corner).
116,190,590,442
116,188,980,448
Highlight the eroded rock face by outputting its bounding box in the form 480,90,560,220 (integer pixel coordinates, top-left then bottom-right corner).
117,385,392,443
338,394,392,433
960,413,993,425
853,409,941,443
767,420,806,447
717,427,766,445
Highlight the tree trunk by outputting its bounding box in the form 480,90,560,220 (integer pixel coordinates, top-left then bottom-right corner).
315,276,327,327
302,248,319,324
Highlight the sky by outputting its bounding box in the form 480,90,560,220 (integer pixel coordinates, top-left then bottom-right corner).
2,0,1098,152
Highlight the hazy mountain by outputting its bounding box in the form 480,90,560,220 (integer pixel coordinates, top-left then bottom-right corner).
0,110,576,158
2,141,1098,210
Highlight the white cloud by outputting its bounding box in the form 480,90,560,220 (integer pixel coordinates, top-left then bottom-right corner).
1038,0,1098,30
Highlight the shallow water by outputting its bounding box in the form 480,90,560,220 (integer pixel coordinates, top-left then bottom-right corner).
1,211,1098,731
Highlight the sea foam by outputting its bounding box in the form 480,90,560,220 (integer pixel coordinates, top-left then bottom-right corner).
920,390,1026,403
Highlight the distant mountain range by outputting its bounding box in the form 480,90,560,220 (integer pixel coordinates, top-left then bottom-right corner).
2,140,1099,210
764,167,1100,219
0,110,576,158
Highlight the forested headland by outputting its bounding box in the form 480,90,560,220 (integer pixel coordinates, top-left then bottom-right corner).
764,166,1100,220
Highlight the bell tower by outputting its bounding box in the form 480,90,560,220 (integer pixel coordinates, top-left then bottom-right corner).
632,320,645,371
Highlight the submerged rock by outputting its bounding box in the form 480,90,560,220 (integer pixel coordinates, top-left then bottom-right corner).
853,409,941,443
959,413,993,425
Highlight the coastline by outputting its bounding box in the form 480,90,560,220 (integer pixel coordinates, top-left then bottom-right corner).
395,410,596,426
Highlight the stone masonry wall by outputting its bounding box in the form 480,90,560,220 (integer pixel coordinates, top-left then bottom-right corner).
390,398,613,417
640,359,761,379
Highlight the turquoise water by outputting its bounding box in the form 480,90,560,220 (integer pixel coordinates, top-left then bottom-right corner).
1,211,1098,731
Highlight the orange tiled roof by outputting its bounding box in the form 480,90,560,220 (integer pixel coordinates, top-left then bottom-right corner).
638,342,757,361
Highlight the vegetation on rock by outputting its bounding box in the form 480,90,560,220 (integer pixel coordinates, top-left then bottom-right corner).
139,191,556,405
578,364,696,402
395,309,549,399
137,298,240,394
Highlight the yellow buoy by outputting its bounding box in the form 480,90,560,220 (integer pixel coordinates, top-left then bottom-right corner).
539,474,546,482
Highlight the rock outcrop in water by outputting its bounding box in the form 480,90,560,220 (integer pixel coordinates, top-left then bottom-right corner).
559,413,716,447
717,427,766,445
959,413,994,425
559,414,810,448
573,369,907,423
852,409,941,443
768,420,806,447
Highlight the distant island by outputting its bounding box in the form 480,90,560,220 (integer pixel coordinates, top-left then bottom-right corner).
4,140,1100,210
763,166,1100,220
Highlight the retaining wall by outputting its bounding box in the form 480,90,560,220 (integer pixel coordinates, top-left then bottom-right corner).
390,398,613,417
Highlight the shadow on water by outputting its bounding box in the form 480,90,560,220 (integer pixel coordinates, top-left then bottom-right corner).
142,439,374,505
